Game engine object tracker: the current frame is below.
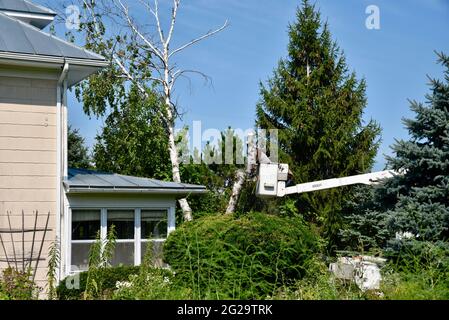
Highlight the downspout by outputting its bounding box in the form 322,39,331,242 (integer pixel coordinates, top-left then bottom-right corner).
56,61,69,281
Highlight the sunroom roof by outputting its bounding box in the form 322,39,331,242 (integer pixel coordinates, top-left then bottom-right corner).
64,168,207,195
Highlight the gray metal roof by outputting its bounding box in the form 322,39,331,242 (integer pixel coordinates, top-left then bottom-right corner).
0,12,105,61
64,168,207,195
0,0,56,16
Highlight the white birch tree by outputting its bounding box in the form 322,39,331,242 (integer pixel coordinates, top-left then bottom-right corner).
65,0,229,221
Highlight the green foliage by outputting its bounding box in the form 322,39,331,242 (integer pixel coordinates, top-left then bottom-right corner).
113,243,191,300
164,212,320,299
0,268,38,300
84,226,117,299
382,55,449,243
339,185,392,252
57,265,140,300
271,257,367,300
47,239,60,300
341,53,449,255
70,1,172,181
112,267,191,300
384,240,449,270
68,126,91,169
93,86,172,180
178,128,246,215
381,241,449,300
255,0,380,250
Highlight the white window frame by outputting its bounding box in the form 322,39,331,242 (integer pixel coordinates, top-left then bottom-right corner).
67,206,174,274
69,208,102,273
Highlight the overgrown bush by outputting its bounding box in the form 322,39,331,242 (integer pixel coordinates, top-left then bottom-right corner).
380,240,449,300
270,257,367,300
164,212,320,299
113,266,191,300
57,265,140,300
0,268,38,300
385,240,449,267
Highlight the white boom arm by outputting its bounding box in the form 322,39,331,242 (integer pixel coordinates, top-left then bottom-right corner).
281,170,398,196
256,163,401,198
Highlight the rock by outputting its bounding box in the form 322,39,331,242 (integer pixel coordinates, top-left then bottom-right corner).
329,255,386,291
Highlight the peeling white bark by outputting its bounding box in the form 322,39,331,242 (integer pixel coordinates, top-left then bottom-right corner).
225,169,246,214
225,132,257,214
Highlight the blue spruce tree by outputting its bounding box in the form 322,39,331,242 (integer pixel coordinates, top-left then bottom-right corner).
341,52,449,254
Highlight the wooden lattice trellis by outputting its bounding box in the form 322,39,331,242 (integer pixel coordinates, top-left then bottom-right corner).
0,210,52,283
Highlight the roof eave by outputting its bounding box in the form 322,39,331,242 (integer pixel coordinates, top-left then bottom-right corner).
64,187,208,196
0,52,109,86
0,51,109,67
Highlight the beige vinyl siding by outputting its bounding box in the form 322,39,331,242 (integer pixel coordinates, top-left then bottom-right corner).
0,201,56,214
0,163,56,176
0,137,56,151
0,75,57,291
0,176,56,189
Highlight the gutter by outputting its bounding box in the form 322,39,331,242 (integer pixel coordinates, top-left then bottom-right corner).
0,52,109,68
64,187,208,196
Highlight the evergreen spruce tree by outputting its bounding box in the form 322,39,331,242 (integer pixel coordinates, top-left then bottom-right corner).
256,0,380,250
68,126,91,169
341,52,449,253
384,52,449,243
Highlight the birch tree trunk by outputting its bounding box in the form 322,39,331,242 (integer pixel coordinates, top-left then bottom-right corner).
164,75,193,221
225,169,246,214
225,132,257,214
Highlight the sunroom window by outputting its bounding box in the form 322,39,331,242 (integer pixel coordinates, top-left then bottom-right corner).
107,210,135,266
70,208,170,272
141,210,167,266
71,209,101,271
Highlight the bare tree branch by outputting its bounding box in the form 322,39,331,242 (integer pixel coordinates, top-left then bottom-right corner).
114,0,165,64
170,69,211,90
166,0,180,46
169,20,229,59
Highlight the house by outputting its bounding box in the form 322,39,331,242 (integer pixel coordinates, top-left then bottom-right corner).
0,0,206,290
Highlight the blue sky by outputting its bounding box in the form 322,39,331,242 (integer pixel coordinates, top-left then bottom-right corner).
42,0,449,170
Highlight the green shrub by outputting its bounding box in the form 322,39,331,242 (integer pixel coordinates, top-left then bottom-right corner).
57,265,140,300
113,267,192,300
385,240,449,269
270,257,367,300
163,212,320,299
381,240,449,300
0,268,38,300
381,270,449,300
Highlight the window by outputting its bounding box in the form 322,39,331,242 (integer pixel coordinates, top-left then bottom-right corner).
141,210,168,267
69,208,171,273
107,210,135,266
71,209,101,271
141,210,167,240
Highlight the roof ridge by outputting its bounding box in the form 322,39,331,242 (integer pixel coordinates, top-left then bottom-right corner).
9,13,37,55
23,0,56,15
0,0,56,15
